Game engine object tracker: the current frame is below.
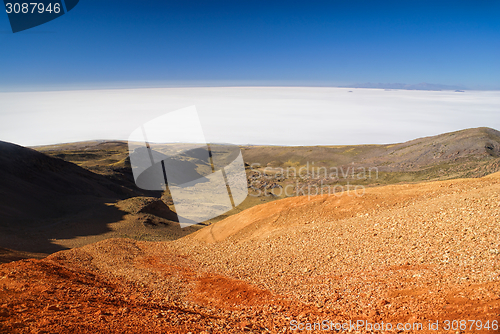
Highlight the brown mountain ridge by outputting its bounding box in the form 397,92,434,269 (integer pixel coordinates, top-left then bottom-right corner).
1,127,500,254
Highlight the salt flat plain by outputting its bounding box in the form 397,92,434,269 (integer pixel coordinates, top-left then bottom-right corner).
1,87,499,146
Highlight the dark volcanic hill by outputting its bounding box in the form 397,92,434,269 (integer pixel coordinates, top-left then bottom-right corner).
0,141,163,253
0,141,133,223
0,141,205,255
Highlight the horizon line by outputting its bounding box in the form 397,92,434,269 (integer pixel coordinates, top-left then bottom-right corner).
25,126,499,150
2,83,500,94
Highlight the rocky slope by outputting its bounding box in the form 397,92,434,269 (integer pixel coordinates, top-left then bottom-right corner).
241,127,500,173
0,141,167,253
1,171,499,333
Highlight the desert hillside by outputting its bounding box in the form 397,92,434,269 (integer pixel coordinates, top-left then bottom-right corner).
1,171,499,333
241,127,500,182
0,141,132,222
0,141,203,254
30,127,500,229
242,127,500,168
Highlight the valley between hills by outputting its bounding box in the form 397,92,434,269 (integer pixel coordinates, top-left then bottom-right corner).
0,127,500,333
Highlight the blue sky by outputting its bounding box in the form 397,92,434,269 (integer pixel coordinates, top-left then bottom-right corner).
1,0,499,91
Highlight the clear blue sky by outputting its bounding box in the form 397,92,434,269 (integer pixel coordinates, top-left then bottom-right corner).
1,0,499,91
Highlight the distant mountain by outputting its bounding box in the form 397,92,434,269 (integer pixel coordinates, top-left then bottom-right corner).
343,82,467,91
241,127,500,179
374,127,500,167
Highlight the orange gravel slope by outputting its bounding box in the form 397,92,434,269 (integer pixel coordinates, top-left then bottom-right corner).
1,173,500,333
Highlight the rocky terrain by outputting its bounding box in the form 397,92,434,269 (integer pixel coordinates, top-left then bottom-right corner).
242,127,500,176
1,171,499,333
29,127,500,227
0,141,205,254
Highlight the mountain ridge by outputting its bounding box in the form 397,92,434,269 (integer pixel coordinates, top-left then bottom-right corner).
343,82,467,90
2,126,499,253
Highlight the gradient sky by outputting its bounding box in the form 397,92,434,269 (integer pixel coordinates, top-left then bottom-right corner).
1,0,499,90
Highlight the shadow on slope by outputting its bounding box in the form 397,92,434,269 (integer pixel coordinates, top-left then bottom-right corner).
0,141,165,253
